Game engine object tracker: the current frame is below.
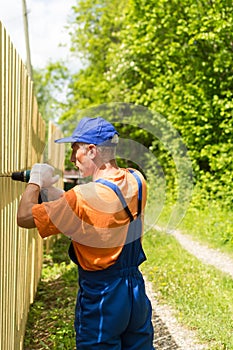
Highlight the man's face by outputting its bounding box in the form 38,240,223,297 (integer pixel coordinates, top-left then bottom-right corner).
70,143,95,178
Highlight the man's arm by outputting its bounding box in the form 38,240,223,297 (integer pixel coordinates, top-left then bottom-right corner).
17,163,60,229
17,184,40,229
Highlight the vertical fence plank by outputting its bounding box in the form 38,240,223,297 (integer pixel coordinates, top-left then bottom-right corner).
0,23,3,173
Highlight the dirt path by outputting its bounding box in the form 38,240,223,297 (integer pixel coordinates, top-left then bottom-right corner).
145,226,233,349
171,230,233,278
145,278,207,350
154,225,233,278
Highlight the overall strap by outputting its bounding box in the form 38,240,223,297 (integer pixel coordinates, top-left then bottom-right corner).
128,169,142,216
95,172,144,264
95,178,134,221
95,169,143,220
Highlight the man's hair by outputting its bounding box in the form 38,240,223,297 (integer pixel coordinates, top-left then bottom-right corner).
97,145,117,162
78,142,117,163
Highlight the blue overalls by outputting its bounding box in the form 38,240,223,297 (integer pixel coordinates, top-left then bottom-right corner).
70,170,155,350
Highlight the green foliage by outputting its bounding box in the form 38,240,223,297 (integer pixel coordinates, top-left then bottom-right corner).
105,0,233,203
63,0,128,114
33,61,70,124
70,0,125,64
33,0,233,206
60,0,233,205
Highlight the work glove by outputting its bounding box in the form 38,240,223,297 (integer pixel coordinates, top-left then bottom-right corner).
28,163,59,189
40,186,64,202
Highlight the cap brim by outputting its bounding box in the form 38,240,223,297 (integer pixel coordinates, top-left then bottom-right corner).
54,136,76,143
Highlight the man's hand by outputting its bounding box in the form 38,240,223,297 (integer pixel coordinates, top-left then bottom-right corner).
18,164,61,229
28,163,59,188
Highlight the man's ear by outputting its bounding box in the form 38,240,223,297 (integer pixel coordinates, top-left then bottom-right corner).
87,144,97,159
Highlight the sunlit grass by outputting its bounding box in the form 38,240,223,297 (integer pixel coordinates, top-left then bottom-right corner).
141,229,233,350
180,201,233,256
24,236,78,350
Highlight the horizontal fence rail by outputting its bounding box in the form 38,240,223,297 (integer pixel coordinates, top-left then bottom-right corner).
0,22,64,350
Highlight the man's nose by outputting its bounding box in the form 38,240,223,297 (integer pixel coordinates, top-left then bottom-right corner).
70,151,75,163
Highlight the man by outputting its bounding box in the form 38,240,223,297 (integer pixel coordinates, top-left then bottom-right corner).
17,116,155,350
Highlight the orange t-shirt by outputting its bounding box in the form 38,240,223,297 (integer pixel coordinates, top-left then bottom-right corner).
32,168,147,271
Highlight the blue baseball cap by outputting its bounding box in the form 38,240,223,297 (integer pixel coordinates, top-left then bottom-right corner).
55,117,119,146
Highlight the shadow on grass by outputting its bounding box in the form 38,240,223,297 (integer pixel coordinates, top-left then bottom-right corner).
24,236,78,350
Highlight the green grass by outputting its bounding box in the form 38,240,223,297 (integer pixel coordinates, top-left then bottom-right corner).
141,229,233,350
23,236,78,350
179,201,233,257
153,192,233,257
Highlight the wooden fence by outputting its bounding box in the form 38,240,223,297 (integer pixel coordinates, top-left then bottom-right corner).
0,22,64,350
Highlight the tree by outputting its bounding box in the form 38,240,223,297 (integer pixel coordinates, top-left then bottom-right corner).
105,0,233,202
33,61,70,124
42,0,233,203
61,0,129,114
